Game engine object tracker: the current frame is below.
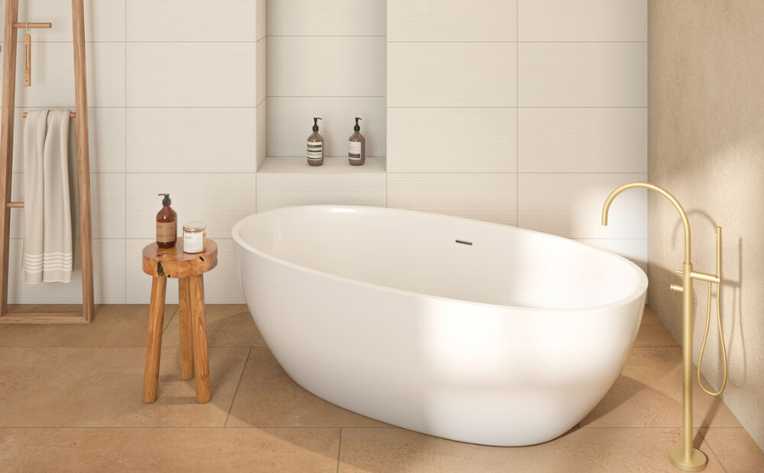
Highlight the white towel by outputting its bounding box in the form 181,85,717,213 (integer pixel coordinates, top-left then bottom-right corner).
22,111,73,284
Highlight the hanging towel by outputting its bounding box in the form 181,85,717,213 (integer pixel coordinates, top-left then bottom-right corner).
22,110,73,284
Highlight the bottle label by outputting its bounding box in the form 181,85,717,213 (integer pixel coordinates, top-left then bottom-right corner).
157,221,177,243
348,141,362,156
307,142,323,160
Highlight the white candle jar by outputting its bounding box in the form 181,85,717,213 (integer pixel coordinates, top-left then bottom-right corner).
182,222,206,254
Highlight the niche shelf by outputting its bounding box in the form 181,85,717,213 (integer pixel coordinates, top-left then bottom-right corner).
258,157,386,175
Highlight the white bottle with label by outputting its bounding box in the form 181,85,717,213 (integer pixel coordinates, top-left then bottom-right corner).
348,117,366,166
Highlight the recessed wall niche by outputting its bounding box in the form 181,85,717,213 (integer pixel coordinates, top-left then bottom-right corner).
263,0,386,162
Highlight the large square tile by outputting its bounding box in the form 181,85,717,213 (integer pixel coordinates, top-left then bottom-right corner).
519,43,647,107
126,43,256,107
387,173,517,225
585,347,741,428
0,304,177,348
163,304,263,348
388,0,517,41
388,43,517,107
0,346,248,427
338,427,726,473
519,0,647,41
127,0,257,41
704,427,764,473
268,37,385,97
0,427,340,473
227,347,382,427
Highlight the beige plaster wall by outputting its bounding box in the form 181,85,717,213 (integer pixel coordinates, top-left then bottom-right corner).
648,0,764,448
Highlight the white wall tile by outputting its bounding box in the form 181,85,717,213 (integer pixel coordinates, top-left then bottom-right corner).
519,43,647,107
257,160,386,212
268,0,385,36
268,37,385,97
127,0,257,42
388,43,517,107
126,174,256,239
126,109,256,172
388,0,517,42
88,108,126,173
16,43,125,107
387,173,517,225
267,97,386,158
576,238,647,268
519,0,647,42
8,238,126,304
518,173,647,238
0,0,125,42
519,108,647,173
89,173,126,238
202,239,245,303
126,43,256,107
387,108,517,172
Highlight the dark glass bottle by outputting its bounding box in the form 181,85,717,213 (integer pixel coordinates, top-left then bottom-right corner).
156,193,177,249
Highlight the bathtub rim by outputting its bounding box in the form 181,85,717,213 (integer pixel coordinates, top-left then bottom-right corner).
232,205,648,314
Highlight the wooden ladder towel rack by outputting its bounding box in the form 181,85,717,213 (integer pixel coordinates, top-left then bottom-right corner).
0,0,94,324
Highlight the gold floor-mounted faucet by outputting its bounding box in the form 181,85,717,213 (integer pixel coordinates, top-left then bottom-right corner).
602,182,727,472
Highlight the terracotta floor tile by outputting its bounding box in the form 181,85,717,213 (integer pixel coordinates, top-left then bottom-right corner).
634,307,679,347
164,304,264,348
0,304,178,348
338,427,726,473
0,427,339,473
704,428,764,473
227,347,382,428
0,346,248,427
585,347,740,428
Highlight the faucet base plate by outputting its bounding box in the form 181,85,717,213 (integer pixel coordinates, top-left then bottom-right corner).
669,445,708,472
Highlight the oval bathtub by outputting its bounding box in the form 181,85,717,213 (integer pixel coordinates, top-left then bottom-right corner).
232,205,647,446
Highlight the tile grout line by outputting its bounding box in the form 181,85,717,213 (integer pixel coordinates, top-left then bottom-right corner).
223,346,252,427
123,0,129,304
516,0,520,226
336,428,343,473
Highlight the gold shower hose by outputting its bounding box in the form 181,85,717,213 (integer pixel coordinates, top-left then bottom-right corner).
696,225,728,397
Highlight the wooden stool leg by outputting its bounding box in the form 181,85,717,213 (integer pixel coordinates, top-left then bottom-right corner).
189,275,211,403
178,278,194,380
143,275,167,403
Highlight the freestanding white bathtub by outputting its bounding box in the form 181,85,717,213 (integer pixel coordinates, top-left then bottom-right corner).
232,205,647,446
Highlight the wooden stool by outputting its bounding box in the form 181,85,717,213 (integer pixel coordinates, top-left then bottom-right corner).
142,239,218,404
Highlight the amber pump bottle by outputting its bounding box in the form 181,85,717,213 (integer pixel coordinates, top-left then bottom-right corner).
156,193,177,249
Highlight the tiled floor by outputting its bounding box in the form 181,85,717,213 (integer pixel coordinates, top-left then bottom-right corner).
0,305,761,472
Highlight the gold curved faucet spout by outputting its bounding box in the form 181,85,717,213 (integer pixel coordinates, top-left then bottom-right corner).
601,182,692,264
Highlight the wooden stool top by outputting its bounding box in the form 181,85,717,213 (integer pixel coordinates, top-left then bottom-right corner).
142,240,218,279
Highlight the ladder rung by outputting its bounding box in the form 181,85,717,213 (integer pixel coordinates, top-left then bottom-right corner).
21,111,76,119
13,22,52,30
7,201,23,208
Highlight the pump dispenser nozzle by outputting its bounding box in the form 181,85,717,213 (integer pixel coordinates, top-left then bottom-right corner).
158,193,171,206
312,117,322,132
354,117,362,132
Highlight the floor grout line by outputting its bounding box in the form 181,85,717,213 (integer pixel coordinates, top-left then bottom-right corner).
224,346,252,427
336,428,343,473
